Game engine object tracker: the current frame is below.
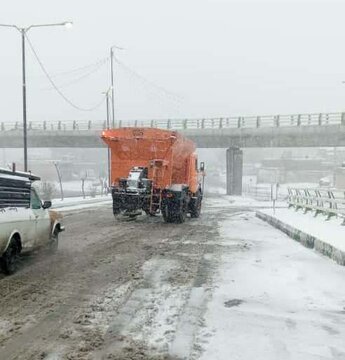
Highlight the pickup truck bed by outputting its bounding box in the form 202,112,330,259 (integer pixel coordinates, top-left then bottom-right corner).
0,174,31,208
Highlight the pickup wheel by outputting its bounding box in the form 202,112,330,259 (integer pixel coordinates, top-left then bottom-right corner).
49,230,59,253
1,240,19,275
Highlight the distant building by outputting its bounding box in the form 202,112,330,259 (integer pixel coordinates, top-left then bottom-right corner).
257,158,331,184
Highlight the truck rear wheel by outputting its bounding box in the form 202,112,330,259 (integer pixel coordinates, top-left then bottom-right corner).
162,205,173,223
1,239,19,275
113,207,121,216
190,191,202,218
175,200,187,223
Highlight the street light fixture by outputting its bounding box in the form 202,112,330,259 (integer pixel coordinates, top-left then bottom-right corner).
0,21,73,172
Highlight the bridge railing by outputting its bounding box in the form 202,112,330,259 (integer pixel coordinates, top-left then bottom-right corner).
288,187,345,224
1,112,345,132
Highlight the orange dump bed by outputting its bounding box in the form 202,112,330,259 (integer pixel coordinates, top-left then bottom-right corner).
101,128,198,191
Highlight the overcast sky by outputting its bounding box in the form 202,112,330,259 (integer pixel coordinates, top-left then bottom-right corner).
1,0,345,123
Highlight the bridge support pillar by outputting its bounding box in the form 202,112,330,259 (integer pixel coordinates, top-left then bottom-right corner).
226,147,243,195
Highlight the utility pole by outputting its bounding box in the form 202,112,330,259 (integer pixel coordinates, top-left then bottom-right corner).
103,88,112,188
110,45,124,129
110,47,115,128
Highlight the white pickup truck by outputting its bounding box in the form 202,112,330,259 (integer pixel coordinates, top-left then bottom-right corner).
0,168,64,274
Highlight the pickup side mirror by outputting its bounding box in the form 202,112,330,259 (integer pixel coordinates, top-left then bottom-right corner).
200,162,205,172
42,200,52,209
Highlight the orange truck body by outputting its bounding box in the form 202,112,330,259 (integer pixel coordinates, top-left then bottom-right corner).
101,128,199,193
101,127,204,222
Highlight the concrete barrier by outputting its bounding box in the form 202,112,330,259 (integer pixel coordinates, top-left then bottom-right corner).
256,210,345,266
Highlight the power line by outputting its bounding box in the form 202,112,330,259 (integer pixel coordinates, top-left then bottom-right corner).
113,57,184,104
47,57,109,79
25,34,105,112
114,58,185,116
42,57,109,91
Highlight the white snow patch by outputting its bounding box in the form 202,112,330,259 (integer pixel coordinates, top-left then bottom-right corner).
260,208,345,253
51,195,112,212
198,211,345,360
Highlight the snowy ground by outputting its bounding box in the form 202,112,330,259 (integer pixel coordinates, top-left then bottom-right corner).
199,198,345,360
1,195,344,359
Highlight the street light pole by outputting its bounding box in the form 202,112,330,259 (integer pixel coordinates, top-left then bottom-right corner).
0,21,72,172
20,29,28,172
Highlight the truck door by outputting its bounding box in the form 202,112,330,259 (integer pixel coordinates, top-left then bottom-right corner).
30,188,51,246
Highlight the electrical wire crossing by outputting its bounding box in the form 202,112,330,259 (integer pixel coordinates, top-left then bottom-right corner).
113,57,184,105
25,34,106,112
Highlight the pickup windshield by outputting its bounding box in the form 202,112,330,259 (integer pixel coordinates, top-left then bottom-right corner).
30,189,41,210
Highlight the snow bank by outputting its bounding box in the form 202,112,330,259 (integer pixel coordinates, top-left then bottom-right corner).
257,208,345,265
206,195,287,209
51,195,112,212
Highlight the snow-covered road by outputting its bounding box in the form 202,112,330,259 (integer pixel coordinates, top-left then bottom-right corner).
0,196,344,359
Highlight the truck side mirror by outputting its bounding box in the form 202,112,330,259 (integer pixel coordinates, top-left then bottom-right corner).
200,162,205,172
42,200,52,209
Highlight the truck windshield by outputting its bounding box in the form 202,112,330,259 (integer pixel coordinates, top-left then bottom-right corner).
127,171,141,189
127,180,138,188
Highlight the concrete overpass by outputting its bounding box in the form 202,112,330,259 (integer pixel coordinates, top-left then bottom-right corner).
1,112,345,148
1,112,345,195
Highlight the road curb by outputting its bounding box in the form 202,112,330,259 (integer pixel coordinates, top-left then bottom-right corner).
256,211,345,266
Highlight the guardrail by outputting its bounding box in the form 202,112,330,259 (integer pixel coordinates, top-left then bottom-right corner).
242,184,286,202
288,187,345,224
1,112,345,132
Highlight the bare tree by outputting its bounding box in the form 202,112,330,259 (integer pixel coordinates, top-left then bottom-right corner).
53,161,64,201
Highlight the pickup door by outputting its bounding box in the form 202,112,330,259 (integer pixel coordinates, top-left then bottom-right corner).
0,207,34,253
30,188,51,246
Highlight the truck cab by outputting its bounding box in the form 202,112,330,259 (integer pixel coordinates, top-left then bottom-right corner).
0,168,64,274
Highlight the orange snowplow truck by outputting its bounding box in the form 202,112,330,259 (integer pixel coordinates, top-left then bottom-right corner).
101,127,205,223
